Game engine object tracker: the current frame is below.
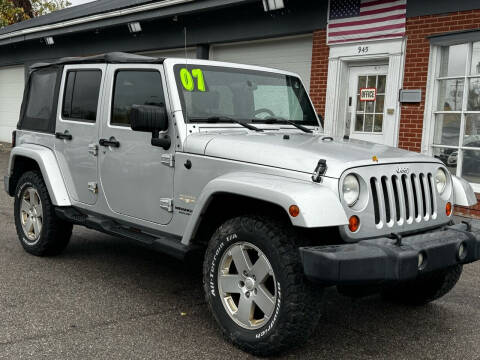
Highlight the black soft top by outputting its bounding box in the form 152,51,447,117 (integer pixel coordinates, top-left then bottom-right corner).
30,52,165,70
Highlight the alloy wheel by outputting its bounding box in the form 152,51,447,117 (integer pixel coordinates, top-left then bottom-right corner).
20,187,43,244
217,242,277,330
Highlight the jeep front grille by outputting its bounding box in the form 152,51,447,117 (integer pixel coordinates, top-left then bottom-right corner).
370,172,437,228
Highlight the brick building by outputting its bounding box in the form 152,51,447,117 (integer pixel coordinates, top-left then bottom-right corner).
0,0,479,215
308,2,480,217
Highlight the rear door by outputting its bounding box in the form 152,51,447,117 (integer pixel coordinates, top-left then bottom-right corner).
98,65,175,225
54,65,106,205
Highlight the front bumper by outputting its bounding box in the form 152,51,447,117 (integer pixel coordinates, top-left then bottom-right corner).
300,223,480,285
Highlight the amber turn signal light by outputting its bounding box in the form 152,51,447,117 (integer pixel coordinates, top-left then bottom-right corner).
289,205,300,217
348,215,360,232
446,202,452,216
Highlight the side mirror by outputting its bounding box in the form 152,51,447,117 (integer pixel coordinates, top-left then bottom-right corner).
130,104,168,132
129,104,171,150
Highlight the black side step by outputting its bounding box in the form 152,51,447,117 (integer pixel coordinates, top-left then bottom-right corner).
55,207,201,260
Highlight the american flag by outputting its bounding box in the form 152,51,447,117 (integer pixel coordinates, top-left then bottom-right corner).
327,0,406,44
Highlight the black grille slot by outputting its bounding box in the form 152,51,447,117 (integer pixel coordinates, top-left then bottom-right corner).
371,177,380,225
411,174,419,219
419,173,427,217
381,176,391,223
427,173,435,214
401,174,410,220
392,175,401,221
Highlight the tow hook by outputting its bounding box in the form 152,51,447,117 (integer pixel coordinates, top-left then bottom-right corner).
389,232,403,246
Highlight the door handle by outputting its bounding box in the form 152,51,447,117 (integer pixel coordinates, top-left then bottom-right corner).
55,131,73,140
99,137,120,148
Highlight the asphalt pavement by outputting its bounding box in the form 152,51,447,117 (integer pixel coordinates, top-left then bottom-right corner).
0,149,479,359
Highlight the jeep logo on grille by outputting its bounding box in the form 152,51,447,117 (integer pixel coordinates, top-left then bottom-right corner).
395,167,410,174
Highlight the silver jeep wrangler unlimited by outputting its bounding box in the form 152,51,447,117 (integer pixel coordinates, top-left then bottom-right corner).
4,52,480,356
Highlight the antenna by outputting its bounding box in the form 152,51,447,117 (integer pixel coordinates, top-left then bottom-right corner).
184,26,188,122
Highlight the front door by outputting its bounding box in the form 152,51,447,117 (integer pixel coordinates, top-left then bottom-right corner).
54,65,106,205
345,65,390,145
99,65,175,225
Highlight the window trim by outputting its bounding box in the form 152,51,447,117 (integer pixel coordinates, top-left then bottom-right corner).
60,69,103,124
424,41,480,193
109,68,165,128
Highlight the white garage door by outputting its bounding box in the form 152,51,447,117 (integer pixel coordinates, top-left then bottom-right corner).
211,35,313,91
0,66,24,142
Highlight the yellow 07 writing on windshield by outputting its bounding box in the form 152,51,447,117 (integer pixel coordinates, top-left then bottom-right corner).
180,68,205,92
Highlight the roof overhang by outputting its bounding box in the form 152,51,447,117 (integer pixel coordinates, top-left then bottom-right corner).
0,0,255,46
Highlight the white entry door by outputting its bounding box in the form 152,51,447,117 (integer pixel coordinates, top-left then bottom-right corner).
345,65,390,145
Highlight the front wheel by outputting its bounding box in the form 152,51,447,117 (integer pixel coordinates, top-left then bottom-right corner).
203,216,322,356
382,265,463,306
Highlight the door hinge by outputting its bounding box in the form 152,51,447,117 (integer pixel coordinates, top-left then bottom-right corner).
161,153,175,167
88,182,98,194
88,144,98,157
160,198,173,212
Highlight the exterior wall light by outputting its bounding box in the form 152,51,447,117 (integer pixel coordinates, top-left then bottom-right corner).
262,0,285,11
128,22,142,33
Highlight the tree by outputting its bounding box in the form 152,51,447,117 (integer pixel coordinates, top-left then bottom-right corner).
1,0,70,28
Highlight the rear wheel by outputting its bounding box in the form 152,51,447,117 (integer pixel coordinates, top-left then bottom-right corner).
203,215,322,356
14,171,73,256
382,265,462,305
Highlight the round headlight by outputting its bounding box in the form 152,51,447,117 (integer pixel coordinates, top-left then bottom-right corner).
435,168,447,194
343,174,360,206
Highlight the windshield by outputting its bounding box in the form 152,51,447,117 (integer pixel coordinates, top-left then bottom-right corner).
173,64,320,127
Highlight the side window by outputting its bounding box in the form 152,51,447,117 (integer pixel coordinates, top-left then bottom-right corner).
62,70,102,122
22,68,58,132
111,70,164,126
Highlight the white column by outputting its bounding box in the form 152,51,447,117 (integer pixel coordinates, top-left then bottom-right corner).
324,58,340,136
385,53,404,147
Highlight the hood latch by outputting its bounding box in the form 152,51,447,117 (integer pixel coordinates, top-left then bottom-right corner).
312,159,327,183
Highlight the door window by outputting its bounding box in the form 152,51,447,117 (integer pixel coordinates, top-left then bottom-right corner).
354,74,386,133
111,70,165,126
62,70,102,122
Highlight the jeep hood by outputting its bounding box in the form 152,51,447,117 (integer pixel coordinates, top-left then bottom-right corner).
184,131,441,178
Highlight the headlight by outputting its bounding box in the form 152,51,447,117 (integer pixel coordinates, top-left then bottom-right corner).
435,168,447,194
343,174,360,206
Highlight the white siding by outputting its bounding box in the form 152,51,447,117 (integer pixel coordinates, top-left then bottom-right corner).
0,66,24,142
211,35,313,91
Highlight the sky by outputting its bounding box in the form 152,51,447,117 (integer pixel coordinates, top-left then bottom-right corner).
68,0,96,6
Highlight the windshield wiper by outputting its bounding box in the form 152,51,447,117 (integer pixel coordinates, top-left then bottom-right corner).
251,118,313,133
189,116,263,132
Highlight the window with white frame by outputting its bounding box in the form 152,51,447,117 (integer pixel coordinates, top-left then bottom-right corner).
430,41,480,191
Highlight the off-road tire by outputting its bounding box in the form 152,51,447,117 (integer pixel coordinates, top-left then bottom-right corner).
14,171,73,256
382,265,463,306
203,215,322,356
